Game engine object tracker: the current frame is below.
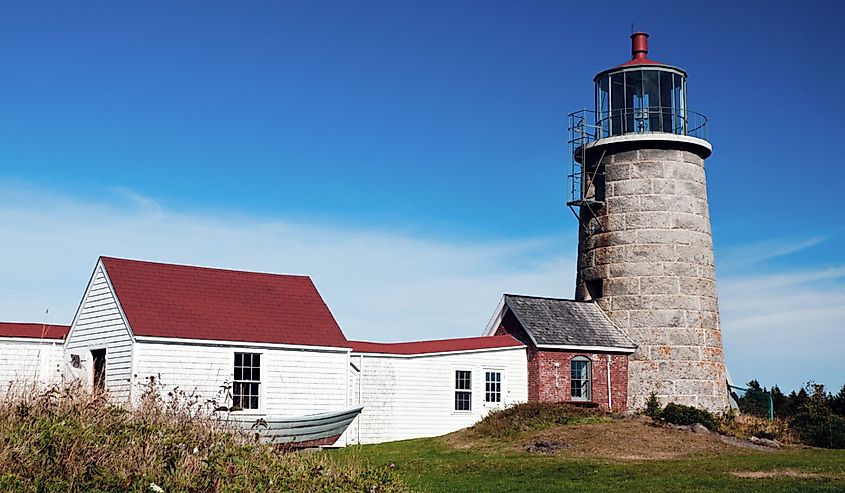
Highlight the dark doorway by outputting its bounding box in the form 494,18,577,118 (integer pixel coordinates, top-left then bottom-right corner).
91,349,106,392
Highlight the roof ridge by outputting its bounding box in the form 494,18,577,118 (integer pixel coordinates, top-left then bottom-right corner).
95,257,348,347
503,293,586,303
349,334,515,346
100,256,311,279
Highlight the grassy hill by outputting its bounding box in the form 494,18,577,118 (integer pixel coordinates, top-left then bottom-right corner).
331,404,845,493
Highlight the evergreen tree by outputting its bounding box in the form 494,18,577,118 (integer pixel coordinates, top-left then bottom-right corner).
737,379,770,417
830,384,845,417
771,385,791,418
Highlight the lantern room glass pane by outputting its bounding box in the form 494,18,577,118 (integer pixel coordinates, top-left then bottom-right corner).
597,76,609,137
610,72,624,136
624,70,642,133
642,70,659,132
673,73,685,134
659,70,674,133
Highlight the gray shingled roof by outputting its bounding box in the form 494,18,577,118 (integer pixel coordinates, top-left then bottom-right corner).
503,294,636,349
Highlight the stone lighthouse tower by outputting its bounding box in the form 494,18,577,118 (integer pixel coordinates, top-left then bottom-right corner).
568,33,729,411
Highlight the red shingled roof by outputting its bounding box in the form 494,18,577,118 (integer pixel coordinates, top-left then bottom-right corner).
0,323,69,340
349,335,523,355
100,257,349,348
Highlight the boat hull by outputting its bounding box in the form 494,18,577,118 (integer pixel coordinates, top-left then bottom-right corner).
228,406,363,447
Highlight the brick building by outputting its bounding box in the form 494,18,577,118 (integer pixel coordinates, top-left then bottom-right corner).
484,294,636,412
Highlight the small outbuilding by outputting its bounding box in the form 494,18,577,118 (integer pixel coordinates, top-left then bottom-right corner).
484,294,636,412
347,335,528,444
0,322,67,390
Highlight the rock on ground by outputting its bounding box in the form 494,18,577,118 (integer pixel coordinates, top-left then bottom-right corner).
750,436,783,449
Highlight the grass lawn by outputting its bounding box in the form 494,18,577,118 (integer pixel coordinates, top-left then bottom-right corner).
331,429,845,492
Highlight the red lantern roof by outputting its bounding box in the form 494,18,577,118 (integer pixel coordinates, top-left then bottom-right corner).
617,32,664,67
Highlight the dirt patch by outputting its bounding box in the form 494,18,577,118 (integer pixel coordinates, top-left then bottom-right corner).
458,417,787,461
523,440,568,454
525,420,749,460
730,469,828,479
446,417,791,462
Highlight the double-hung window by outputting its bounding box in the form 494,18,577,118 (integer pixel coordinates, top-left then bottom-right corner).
233,352,261,410
485,371,502,403
570,356,591,401
454,370,472,411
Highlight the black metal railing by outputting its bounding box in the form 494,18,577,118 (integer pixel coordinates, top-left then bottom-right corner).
569,107,708,143
566,107,708,206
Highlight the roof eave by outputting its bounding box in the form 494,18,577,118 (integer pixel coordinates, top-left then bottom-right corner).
535,343,636,354
133,335,352,353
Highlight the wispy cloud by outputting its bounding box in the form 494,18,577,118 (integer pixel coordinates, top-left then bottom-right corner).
718,236,827,271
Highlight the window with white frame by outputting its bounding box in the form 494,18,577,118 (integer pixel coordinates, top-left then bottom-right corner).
570,356,591,401
485,371,502,403
233,352,261,410
454,370,472,411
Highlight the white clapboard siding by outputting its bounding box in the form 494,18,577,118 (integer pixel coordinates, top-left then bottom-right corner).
351,347,528,444
134,341,349,417
64,265,134,402
0,339,64,392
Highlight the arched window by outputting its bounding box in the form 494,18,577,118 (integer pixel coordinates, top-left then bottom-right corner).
570,356,591,401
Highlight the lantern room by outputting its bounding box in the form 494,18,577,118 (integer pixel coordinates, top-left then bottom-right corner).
566,31,711,215
593,32,695,138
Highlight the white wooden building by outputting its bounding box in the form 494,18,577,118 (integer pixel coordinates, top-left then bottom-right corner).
0,323,67,392
347,336,528,444
62,257,351,437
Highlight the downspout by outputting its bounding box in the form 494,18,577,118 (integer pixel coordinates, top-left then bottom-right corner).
606,355,612,411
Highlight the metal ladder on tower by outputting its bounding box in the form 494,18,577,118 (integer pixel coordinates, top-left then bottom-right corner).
566,110,606,234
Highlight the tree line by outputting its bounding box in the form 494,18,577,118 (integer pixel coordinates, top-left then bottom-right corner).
735,380,845,449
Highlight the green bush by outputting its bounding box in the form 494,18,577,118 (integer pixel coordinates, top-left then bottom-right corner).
657,403,719,431
790,412,845,449
642,392,661,419
469,402,603,438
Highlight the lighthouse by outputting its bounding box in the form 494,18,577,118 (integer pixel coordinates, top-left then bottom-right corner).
568,33,729,411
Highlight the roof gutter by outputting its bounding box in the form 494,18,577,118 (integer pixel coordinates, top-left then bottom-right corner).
350,345,526,358
535,343,636,354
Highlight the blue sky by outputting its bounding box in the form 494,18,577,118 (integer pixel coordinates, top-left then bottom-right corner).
1,1,843,393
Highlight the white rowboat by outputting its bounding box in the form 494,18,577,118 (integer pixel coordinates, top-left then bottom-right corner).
228,406,364,447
